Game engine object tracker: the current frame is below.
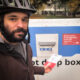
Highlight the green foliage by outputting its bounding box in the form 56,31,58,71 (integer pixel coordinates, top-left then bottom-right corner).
30,0,48,9
30,0,80,17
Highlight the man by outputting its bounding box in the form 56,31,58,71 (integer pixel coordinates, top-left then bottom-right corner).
0,0,51,80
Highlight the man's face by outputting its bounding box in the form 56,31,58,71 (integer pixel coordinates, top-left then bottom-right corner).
2,12,29,42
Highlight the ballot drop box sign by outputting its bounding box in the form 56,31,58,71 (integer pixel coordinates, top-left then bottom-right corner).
28,19,80,80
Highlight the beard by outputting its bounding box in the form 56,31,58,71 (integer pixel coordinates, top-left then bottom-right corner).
1,25,28,43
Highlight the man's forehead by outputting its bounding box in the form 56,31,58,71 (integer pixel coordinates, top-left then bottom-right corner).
5,12,29,17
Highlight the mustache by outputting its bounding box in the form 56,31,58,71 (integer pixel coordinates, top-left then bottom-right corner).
13,28,27,33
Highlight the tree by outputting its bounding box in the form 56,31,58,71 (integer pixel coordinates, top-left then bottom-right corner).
30,0,80,17
30,0,48,9
68,0,80,17
58,0,70,16
58,0,80,17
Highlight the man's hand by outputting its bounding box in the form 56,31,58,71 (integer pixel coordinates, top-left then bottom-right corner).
44,65,52,73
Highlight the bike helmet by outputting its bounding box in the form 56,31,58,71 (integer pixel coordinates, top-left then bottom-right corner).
0,0,36,15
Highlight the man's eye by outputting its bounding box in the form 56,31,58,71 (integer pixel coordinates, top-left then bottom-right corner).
22,18,29,22
9,18,17,21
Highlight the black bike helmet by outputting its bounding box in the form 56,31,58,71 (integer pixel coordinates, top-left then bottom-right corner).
0,0,36,15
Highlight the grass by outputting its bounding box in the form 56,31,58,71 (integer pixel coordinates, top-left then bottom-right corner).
30,14,79,19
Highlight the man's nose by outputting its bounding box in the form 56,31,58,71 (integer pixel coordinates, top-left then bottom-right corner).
17,20,23,28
